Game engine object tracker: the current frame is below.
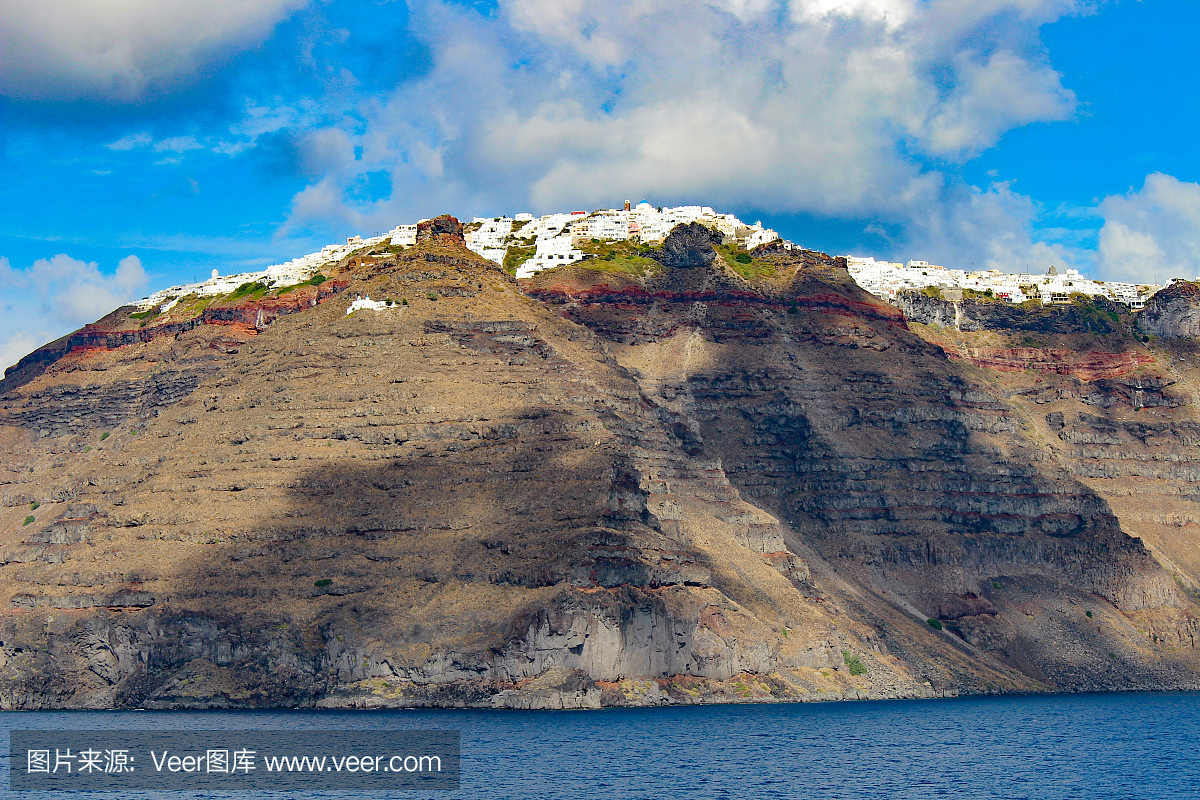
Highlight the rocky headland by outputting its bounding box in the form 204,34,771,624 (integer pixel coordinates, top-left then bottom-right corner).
2,219,1200,709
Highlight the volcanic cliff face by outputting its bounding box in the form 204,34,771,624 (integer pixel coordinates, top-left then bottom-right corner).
1,220,1198,709
1136,280,1200,339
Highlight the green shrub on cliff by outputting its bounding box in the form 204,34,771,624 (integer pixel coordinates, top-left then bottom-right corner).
23,515,34,526
963,288,1004,303
1069,293,1124,335
842,650,868,675
503,245,536,275
717,242,776,280
927,618,943,631
314,578,333,587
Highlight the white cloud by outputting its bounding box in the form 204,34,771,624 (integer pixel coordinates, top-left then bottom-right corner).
904,180,1083,273
1097,173,1200,284
154,136,205,154
0,0,309,102
0,254,149,371
279,0,1084,241
106,132,154,151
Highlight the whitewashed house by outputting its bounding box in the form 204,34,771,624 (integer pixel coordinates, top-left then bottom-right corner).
516,236,585,278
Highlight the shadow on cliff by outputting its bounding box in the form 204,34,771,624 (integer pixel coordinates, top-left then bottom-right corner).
670,289,1191,688
527,224,1192,690
134,390,732,705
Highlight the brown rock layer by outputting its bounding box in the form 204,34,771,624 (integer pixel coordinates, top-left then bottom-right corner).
0,223,1198,709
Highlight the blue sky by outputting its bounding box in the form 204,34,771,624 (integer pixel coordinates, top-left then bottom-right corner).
3,0,1200,369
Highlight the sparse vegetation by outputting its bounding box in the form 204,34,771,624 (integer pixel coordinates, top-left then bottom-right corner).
23,515,34,526
401,298,408,306
30,502,39,511
1069,293,1124,334
842,650,868,676
229,281,269,302
100,432,110,441
574,240,658,277
963,287,1004,303
179,293,218,315
717,242,776,280
503,245,536,275
129,308,160,320
314,578,333,587
426,292,438,301
927,618,943,631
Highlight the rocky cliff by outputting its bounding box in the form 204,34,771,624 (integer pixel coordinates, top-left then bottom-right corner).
1,221,1199,709
1136,280,1200,339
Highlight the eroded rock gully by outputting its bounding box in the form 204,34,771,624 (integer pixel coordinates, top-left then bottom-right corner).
1,222,1199,709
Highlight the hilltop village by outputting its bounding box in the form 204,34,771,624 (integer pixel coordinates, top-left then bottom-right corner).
460,202,783,277
135,203,1168,313
847,258,1158,310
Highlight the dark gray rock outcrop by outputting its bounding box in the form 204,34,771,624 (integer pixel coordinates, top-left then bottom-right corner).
1136,280,1200,339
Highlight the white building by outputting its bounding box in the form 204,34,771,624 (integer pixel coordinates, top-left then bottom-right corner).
744,224,780,250
846,258,1159,309
516,236,585,278
465,217,515,265
569,212,632,242
345,295,391,315
387,224,417,247
131,203,805,313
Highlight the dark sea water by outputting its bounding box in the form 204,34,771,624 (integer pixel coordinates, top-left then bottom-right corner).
2,692,1197,799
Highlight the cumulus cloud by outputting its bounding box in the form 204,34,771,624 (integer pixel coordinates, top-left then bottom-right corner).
0,254,149,371
903,180,1084,273
279,0,1082,241
0,0,308,101
1097,173,1200,284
